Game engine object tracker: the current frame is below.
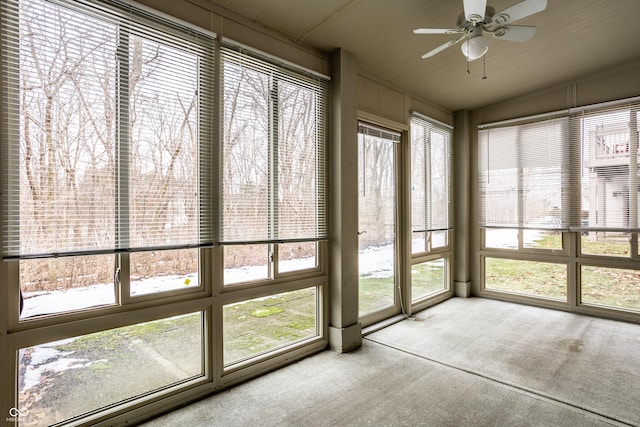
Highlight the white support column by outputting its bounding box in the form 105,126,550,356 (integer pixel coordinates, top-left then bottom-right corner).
328,49,362,352
454,110,472,297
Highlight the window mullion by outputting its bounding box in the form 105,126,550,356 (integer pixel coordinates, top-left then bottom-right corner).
269,74,279,242
518,165,524,250
424,130,431,252
268,74,279,278
116,24,131,301
516,126,525,249
629,108,638,231
632,106,639,260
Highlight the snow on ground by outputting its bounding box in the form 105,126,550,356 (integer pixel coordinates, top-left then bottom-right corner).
358,245,394,278
21,250,393,318
22,283,116,318
485,228,545,248
22,227,545,318
20,340,107,391
19,229,543,394
17,255,335,395
18,249,397,393
21,226,544,319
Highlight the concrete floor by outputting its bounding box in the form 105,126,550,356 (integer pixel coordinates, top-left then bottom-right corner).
142,298,640,426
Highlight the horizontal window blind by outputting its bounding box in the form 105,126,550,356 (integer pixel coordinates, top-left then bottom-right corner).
570,103,639,233
479,98,639,234
1,0,215,259
410,115,453,233
358,122,401,142
220,46,328,244
478,117,570,230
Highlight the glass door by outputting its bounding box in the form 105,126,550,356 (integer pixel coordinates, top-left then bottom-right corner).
357,122,400,321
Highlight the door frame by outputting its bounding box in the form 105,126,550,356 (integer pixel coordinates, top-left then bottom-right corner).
356,113,409,327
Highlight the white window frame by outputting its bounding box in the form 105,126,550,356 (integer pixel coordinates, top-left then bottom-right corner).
409,113,453,308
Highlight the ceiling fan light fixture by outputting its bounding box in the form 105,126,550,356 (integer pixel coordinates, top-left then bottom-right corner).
461,28,489,61
415,0,546,61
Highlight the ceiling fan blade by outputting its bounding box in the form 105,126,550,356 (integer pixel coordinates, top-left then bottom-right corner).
463,0,487,24
492,25,537,42
421,35,466,59
414,28,463,35
492,0,547,25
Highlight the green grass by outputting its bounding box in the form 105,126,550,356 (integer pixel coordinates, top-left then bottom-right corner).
411,261,445,299
358,260,447,312
485,258,567,299
581,235,631,256
581,266,640,310
56,313,199,353
48,288,317,384
527,232,563,250
51,286,318,370
359,275,394,314
486,233,639,310
534,232,631,256
223,288,317,364
251,306,284,317
25,312,203,425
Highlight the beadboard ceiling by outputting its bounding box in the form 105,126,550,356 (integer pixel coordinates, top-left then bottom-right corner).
201,0,640,111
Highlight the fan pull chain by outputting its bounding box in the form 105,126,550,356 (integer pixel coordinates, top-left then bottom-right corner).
465,55,488,79
482,54,487,80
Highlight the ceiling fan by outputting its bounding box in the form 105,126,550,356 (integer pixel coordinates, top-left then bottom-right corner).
414,0,547,61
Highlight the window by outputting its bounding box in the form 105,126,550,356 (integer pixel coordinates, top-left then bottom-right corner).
220,46,328,286
2,0,214,424
223,287,318,366
479,105,639,248
410,114,452,302
575,106,639,257
478,117,569,251
411,258,447,300
478,116,570,299
18,312,204,425
581,265,640,311
410,115,452,254
478,99,640,311
2,1,329,425
484,258,567,300
2,0,214,318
